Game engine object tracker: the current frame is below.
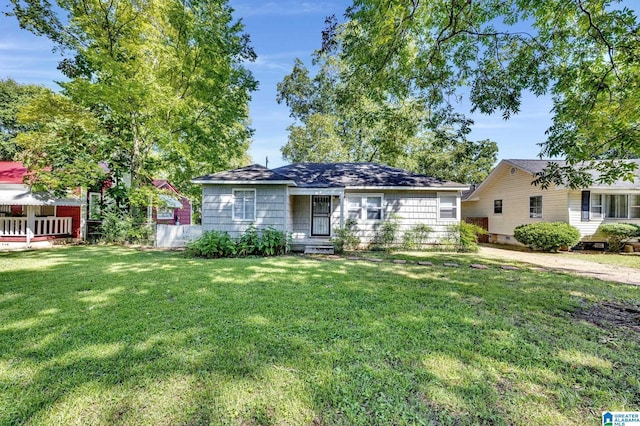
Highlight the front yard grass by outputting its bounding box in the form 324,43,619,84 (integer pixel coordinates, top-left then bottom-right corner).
567,252,640,269
1,246,638,425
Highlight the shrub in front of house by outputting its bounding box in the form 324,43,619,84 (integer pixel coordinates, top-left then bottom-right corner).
513,222,581,252
331,219,360,254
597,223,640,252
187,230,237,258
402,223,433,250
187,226,290,258
446,221,487,252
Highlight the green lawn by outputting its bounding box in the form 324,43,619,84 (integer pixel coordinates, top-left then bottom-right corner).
1,247,638,425
567,252,640,269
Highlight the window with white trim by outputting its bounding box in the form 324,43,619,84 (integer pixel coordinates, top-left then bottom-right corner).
345,194,383,221
347,197,362,220
438,194,458,220
233,189,255,221
529,196,543,218
493,199,503,214
88,192,101,220
366,196,382,220
590,193,603,219
631,194,640,219
605,194,628,219
157,207,174,220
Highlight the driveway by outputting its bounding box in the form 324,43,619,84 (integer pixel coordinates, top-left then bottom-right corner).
478,246,640,286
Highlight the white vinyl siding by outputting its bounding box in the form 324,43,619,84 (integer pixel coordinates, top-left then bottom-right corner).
461,162,569,239
569,191,640,241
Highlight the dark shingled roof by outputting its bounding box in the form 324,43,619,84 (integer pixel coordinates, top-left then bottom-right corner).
193,162,467,188
271,162,465,188
192,164,293,182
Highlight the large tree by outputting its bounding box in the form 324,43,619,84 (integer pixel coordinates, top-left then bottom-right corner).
8,0,256,204
328,0,640,187
277,49,497,184
0,78,51,160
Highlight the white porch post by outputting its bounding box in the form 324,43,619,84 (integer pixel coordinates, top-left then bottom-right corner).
339,192,344,229
25,205,36,247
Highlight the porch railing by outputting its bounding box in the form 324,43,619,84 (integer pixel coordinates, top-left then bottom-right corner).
0,217,73,237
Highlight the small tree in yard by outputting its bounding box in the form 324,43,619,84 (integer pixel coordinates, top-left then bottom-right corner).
597,223,640,252
514,222,581,252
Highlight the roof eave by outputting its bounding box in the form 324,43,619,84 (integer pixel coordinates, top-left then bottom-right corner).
191,179,297,186
345,185,469,191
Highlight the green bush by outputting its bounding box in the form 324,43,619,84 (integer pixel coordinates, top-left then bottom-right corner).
187,226,290,258
597,223,640,252
187,230,236,258
447,221,487,252
514,222,581,252
331,219,361,254
99,209,153,244
375,214,401,251
402,223,433,250
258,226,289,256
236,224,260,256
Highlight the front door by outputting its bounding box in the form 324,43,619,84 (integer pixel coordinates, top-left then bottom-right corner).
311,195,331,236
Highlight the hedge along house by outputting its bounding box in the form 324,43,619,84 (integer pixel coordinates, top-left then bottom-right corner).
462,159,640,247
192,162,469,251
0,161,84,249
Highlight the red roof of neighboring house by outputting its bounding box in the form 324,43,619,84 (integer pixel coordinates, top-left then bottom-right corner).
0,161,28,184
152,179,181,194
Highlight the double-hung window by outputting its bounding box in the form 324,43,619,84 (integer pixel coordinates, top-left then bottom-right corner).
347,197,362,220
590,194,603,219
438,194,458,220
233,189,255,221
630,194,640,219
366,196,382,220
529,196,543,218
345,194,383,221
493,199,503,214
88,192,101,220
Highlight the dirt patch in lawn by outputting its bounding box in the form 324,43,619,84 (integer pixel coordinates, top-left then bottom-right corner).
573,301,640,335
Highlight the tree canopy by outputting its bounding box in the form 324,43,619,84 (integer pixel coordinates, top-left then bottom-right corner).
329,0,640,187
277,45,497,184
0,78,51,160
8,0,256,203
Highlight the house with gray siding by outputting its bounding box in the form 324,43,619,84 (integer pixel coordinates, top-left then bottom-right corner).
462,159,640,247
192,162,469,251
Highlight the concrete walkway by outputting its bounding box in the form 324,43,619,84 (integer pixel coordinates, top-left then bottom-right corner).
478,246,640,286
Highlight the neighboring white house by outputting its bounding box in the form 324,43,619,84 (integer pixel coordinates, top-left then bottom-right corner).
192,162,469,251
462,159,640,246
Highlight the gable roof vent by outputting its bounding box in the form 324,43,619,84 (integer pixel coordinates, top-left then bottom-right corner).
510,167,516,175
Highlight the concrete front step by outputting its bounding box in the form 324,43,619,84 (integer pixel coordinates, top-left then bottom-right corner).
304,245,335,255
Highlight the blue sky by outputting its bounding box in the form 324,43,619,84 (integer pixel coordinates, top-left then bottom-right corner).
0,0,551,169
